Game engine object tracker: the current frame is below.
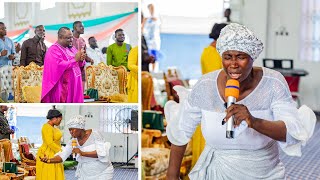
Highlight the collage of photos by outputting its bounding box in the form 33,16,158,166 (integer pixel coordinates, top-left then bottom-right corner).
1,0,320,180
0,1,139,180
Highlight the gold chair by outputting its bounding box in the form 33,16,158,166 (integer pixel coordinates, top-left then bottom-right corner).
142,148,170,180
142,129,163,148
164,69,186,103
17,137,36,166
0,139,13,162
142,71,154,110
13,62,43,103
86,63,127,102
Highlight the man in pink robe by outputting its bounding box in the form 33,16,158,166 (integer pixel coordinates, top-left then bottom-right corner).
41,27,86,103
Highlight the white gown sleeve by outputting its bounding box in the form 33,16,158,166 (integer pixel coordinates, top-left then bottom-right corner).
164,85,202,146
271,75,316,156
93,131,111,162
55,141,73,162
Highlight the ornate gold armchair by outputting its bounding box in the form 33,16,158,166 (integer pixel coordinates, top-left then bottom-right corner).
0,139,13,163
86,63,127,102
142,148,170,180
13,62,43,103
18,137,36,166
142,71,154,110
0,140,33,178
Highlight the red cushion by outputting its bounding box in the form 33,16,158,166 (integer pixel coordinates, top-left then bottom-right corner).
284,76,300,92
169,79,184,86
24,153,35,160
20,144,30,154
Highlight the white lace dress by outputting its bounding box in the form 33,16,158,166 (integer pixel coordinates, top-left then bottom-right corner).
57,130,113,180
165,67,316,180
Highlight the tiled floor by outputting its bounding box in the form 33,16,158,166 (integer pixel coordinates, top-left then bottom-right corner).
65,167,138,180
280,117,320,179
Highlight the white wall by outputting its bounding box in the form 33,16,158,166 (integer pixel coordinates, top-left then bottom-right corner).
238,0,268,65
160,16,223,35
0,2,138,47
15,104,52,117
239,0,320,111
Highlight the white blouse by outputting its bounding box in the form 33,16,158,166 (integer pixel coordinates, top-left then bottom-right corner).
165,67,316,156
57,130,113,180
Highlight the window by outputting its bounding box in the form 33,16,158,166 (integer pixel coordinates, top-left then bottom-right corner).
100,105,138,133
300,0,320,62
7,105,52,146
16,116,47,146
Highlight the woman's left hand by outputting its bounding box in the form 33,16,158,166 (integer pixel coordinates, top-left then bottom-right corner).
72,148,82,155
40,154,49,163
224,104,256,128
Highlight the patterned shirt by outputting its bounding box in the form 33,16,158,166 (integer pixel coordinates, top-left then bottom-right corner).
0,111,11,139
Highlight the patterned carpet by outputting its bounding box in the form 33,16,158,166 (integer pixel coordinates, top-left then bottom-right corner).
65,167,138,180
280,119,320,179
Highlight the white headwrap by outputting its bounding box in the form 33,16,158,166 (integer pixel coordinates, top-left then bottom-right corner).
67,115,86,129
216,23,264,60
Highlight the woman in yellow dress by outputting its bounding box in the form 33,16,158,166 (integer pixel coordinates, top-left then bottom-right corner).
36,108,64,180
192,23,228,167
127,46,138,103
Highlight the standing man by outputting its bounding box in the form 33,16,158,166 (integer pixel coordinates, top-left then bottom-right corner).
41,27,86,103
224,8,232,23
107,29,131,70
141,14,154,72
0,105,14,140
13,42,21,66
72,21,93,91
86,36,105,65
0,22,16,67
142,0,161,72
20,25,47,66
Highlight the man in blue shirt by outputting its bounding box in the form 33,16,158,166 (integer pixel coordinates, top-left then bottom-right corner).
0,22,16,67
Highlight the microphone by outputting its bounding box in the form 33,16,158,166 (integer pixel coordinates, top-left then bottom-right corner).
225,79,240,139
72,139,77,159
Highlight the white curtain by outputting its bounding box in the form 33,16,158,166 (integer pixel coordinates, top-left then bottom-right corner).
300,0,320,62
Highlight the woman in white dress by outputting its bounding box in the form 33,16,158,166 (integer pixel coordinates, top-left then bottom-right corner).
165,23,316,180
40,115,113,180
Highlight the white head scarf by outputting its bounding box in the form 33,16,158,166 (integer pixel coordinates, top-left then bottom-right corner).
216,23,264,60
67,115,86,129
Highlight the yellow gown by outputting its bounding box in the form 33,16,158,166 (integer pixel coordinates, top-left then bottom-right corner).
191,44,222,167
200,45,222,75
36,123,64,180
127,46,138,103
